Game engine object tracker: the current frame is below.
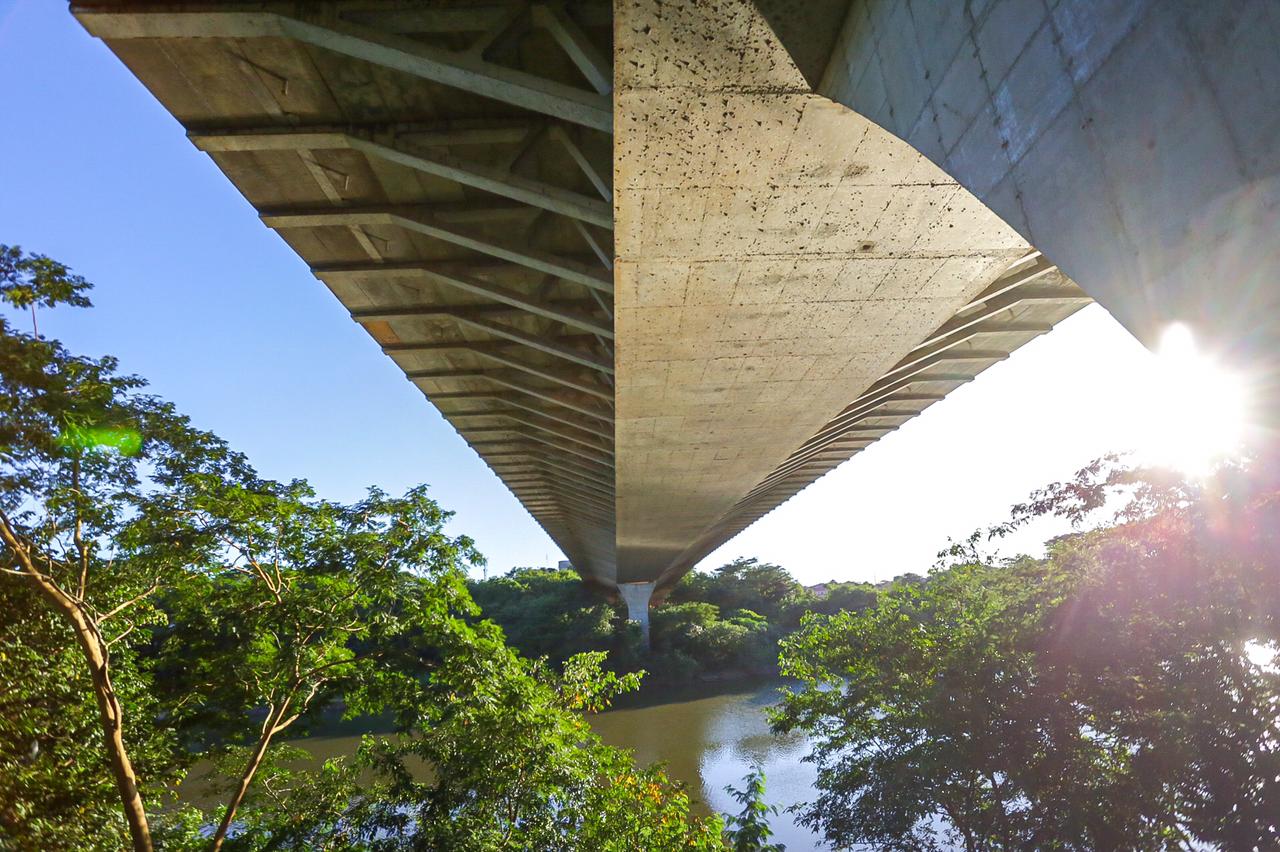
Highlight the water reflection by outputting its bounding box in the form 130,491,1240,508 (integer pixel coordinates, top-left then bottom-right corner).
589,679,827,850
227,680,834,848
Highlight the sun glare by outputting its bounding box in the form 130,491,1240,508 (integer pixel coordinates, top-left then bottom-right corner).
1134,323,1250,477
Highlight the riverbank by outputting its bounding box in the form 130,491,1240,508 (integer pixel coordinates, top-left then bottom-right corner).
179,678,828,850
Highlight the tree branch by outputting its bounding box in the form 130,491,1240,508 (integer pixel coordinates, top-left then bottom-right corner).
99,580,160,624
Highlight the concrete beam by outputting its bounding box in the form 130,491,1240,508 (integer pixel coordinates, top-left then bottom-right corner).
926,284,1091,345
532,3,612,96
74,4,613,131
193,128,613,228
871,351,1009,388
263,206,613,292
316,262,611,336
503,471,615,502
513,492,614,522
434,393,612,439
339,4,613,35
468,431,614,467
404,365,610,401
500,465,615,497
961,255,1058,309
400,346,610,397
362,312,611,375
448,408,612,447
504,490,611,518
478,440,615,474
549,125,611,202
897,321,1054,376
487,455,615,492
421,376,612,422
752,393,949,492
459,422,613,454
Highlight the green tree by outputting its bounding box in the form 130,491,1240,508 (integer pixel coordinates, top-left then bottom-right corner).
774,460,1280,850
672,558,801,622
138,478,485,850
201,640,727,850
722,766,785,852
804,581,877,619
1,246,729,850
0,246,237,851
0,580,187,849
469,566,618,664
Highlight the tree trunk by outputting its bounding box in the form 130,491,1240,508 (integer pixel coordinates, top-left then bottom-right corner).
45,578,153,851
210,701,290,851
0,516,154,852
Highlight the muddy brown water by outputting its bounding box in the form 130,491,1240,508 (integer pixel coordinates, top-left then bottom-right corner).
183,679,829,849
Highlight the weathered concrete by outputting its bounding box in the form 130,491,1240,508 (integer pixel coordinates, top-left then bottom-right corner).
613,0,1028,585
78,0,1279,622
74,0,621,582
815,0,1280,405
617,580,656,646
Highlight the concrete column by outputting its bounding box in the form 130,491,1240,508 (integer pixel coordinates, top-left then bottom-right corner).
617,581,656,648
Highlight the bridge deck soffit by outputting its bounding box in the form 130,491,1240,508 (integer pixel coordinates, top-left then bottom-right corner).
75,0,1095,594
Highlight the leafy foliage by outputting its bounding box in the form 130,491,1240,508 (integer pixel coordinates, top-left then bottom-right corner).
0,580,185,850
0,244,239,850
774,461,1280,850
0,244,92,312
1,246,729,850
469,566,618,664
468,557,886,684
722,766,785,852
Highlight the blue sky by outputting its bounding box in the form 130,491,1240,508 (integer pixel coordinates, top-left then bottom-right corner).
1,1,1218,584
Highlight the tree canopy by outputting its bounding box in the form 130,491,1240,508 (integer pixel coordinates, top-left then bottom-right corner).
0,245,729,851
774,460,1280,850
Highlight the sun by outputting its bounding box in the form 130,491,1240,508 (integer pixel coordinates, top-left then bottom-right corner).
1134,323,1251,477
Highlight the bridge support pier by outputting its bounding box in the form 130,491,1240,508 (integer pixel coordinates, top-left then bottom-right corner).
618,581,655,649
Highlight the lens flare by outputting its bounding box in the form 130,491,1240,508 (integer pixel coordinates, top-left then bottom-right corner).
57,424,143,456
1135,323,1249,476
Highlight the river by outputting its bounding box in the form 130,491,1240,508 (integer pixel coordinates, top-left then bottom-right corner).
592,678,826,849
269,678,829,849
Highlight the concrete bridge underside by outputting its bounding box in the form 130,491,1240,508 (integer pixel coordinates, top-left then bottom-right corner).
77,1,1278,622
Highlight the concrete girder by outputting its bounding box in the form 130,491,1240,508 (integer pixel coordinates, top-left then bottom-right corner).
420,377,611,423
894,321,1055,378
74,4,613,131
262,206,613,292
434,393,611,440
447,408,613,448
548,125,611,203
458,423,612,455
404,365,611,402
469,432,614,468
532,3,612,96
384,342,613,387
815,0,1280,418
923,285,1092,345
437,349,609,399
321,264,611,336
485,455,615,493
453,316,611,374
514,494,614,524
338,4,613,36
75,0,1132,594
502,472,614,502
479,439,615,474
611,0,1032,584
499,466,615,498
192,127,613,228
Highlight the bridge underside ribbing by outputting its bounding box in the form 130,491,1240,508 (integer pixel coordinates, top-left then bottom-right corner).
77,0,1098,598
